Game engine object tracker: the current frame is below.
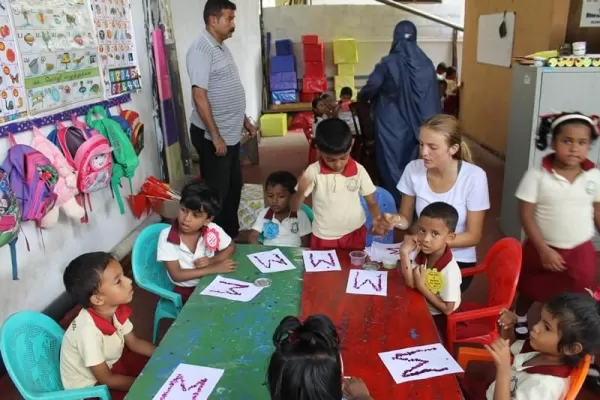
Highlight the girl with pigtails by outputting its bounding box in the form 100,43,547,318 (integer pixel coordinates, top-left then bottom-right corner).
512,112,600,341
266,314,373,400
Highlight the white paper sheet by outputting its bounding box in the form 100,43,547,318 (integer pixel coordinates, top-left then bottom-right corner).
247,248,296,273
366,242,415,263
152,363,224,400
200,276,264,302
302,250,342,272
345,269,388,296
379,343,463,384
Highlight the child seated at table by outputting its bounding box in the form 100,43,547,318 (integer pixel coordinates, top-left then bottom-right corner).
399,202,462,333
461,292,600,400
267,314,374,400
157,180,236,303
291,118,386,251
249,171,312,247
60,252,155,400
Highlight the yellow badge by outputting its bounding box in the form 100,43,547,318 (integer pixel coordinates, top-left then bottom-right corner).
425,268,444,294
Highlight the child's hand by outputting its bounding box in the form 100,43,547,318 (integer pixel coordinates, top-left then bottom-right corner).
497,309,518,331
212,259,237,274
412,265,427,291
484,338,512,371
401,235,419,255
371,216,387,237
194,257,210,269
343,377,370,399
539,246,567,272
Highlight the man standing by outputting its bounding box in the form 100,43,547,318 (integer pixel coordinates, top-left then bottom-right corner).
186,0,257,239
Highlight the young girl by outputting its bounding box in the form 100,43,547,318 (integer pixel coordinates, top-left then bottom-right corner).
312,93,339,135
514,112,600,339
461,292,600,400
266,314,373,400
249,171,312,247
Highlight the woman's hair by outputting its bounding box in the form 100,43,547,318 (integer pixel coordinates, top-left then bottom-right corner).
421,114,473,163
546,292,600,366
267,315,343,400
535,112,599,150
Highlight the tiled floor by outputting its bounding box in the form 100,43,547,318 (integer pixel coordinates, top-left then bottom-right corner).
1,131,598,399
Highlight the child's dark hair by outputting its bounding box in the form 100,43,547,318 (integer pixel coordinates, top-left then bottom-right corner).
545,292,600,366
536,112,599,150
446,66,457,78
265,171,297,195
420,201,459,232
180,180,222,218
314,118,352,155
340,86,353,98
311,93,332,123
267,315,342,400
63,252,117,308
436,62,447,74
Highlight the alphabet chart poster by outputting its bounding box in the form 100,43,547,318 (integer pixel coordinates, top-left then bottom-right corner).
10,0,102,114
247,248,295,274
152,363,224,400
200,276,264,302
345,269,388,296
379,344,463,384
302,250,342,272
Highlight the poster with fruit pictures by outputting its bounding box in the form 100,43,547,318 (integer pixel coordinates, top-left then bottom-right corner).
0,0,27,123
10,0,102,115
91,0,141,98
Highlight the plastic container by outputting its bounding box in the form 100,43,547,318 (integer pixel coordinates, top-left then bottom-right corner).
349,251,367,266
363,262,380,271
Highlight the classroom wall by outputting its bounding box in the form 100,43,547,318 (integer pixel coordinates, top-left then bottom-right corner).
460,0,570,154
0,0,161,324
170,0,263,133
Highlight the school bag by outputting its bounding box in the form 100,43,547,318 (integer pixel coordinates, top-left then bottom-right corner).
85,105,139,214
0,166,22,280
118,105,144,155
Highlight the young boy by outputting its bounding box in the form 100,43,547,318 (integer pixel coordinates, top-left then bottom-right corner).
399,202,462,333
157,180,236,303
445,66,459,96
249,171,312,247
291,118,385,251
436,62,447,80
339,86,353,112
60,252,155,400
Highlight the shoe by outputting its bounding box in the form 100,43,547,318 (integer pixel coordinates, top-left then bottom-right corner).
514,321,529,341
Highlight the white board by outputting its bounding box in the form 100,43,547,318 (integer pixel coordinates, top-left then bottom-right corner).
476,12,516,68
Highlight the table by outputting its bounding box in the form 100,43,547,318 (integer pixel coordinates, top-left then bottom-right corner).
127,245,305,399
301,251,463,400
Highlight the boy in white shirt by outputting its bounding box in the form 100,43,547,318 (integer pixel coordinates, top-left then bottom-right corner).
157,181,236,303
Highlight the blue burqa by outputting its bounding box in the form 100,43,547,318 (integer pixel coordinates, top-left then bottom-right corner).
358,21,441,205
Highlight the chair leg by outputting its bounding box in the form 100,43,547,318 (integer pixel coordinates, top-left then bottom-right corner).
153,310,163,344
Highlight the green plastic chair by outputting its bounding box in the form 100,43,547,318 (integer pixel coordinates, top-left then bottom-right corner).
0,311,110,399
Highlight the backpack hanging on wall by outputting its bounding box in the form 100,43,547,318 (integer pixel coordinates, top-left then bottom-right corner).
0,166,22,280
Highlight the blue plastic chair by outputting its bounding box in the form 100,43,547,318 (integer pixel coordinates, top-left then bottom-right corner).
0,311,110,400
360,186,396,246
258,204,314,243
132,223,183,344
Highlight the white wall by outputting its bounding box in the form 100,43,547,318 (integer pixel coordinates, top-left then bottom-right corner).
0,0,161,324
171,0,263,132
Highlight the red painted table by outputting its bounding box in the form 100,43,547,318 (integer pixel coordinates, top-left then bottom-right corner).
301,251,463,400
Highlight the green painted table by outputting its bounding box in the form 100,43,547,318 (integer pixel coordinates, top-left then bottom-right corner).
126,244,305,399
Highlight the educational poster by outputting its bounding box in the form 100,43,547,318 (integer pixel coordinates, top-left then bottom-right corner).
10,0,101,115
0,1,27,123
90,0,141,97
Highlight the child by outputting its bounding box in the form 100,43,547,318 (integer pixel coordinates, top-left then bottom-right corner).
513,112,600,340
291,118,385,251
339,86,353,112
399,202,462,333
312,92,338,135
438,78,448,109
249,171,312,247
445,66,458,96
157,180,236,303
60,252,155,400
267,314,373,400
462,292,600,400
436,62,447,80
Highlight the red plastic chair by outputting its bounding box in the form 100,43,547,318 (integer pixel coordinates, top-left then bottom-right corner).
445,238,522,354
301,119,317,165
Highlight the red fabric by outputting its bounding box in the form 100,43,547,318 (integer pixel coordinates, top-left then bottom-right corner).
302,76,327,93
519,239,596,302
318,157,358,177
302,35,319,44
414,246,453,271
106,348,149,400
310,225,367,251
173,285,195,304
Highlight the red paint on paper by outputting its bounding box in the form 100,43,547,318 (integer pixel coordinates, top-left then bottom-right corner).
253,254,287,269
210,281,250,296
310,253,336,268
392,347,449,377
159,374,207,400
353,271,383,291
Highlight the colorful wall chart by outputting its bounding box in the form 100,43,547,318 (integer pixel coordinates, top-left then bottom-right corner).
0,1,27,123
10,0,102,115
91,0,141,97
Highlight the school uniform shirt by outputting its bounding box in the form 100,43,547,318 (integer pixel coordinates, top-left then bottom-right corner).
251,208,312,247
156,221,232,287
515,155,600,249
413,247,462,315
397,159,490,263
60,306,133,389
300,158,376,240
486,340,570,400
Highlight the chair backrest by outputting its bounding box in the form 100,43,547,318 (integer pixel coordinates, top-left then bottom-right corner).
565,354,591,400
300,204,314,223
132,223,174,293
0,311,65,397
482,238,522,307
360,186,396,246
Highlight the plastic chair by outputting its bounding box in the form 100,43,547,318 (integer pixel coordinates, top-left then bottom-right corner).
0,311,110,400
258,204,314,244
446,238,522,354
359,186,396,246
457,347,590,400
132,223,183,344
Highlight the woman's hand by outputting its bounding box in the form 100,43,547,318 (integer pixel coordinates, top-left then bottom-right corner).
343,377,371,400
539,246,566,272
